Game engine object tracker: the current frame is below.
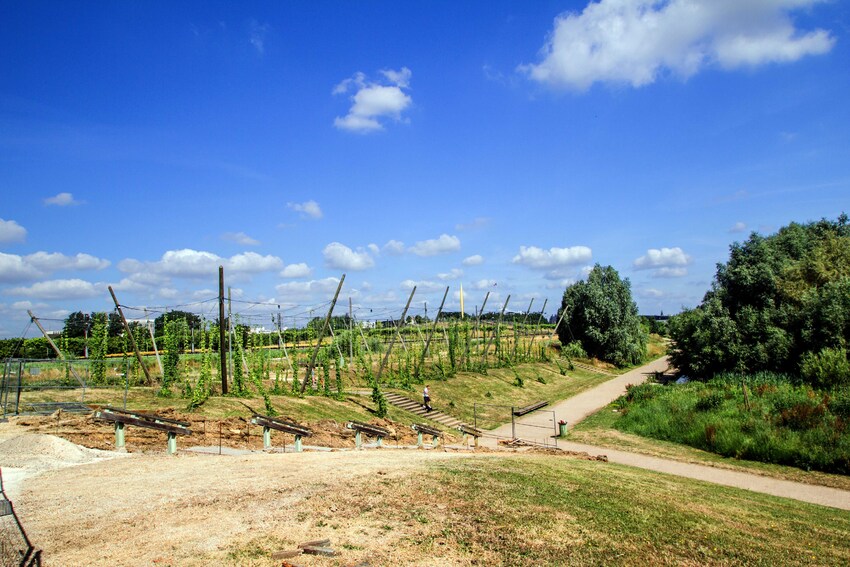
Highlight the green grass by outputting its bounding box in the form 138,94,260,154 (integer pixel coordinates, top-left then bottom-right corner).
315,454,850,566
388,360,613,429
571,399,850,492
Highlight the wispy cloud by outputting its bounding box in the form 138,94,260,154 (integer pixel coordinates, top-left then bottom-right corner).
43,192,81,206
248,20,270,55
222,231,260,246
287,200,323,219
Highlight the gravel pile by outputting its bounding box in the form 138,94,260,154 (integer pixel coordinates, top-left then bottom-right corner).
0,434,123,473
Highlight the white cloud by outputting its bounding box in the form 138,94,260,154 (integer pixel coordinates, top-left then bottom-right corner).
634,247,691,277
228,252,283,273
512,245,592,269
222,231,260,246
522,0,835,91
118,249,283,280
280,263,313,278
455,217,490,231
634,247,691,269
462,254,484,266
275,277,342,301
470,279,499,290
287,200,323,219
0,219,27,243
729,221,748,233
400,279,445,293
323,242,375,271
0,253,42,282
7,278,101,300
409,234,461,257
24,252,110,272
654,267,689,278
0,251,109,283
43,192,81,206
367,243,380,255
437,268,463,281
383,240,405,255
333,68,413,133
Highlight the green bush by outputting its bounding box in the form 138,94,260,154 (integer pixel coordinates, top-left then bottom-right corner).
614,376,850,474
800,347,850,389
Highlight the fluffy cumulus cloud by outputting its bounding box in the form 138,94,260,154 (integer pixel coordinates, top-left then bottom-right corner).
322,242,375,271
400,279,445,293
0,219,27,244
280,263,313,278
118,249,282,280
333,68,413,133
0,251,109,283
275,277,342,301
221,231,260,246
512,245,592,269
43,192,81,206
287,200,323,220
462,254,484,266
409,234,461,257
634,247,691,277
7,278,101,300
522,0,835,91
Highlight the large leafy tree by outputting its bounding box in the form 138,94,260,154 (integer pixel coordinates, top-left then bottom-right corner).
63,311,91,338
669,214,850,384
558,264,647,367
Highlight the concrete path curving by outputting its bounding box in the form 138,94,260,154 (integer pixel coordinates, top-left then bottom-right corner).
479,356,850,511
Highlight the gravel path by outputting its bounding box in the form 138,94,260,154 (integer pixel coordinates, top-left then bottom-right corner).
482,356,850,511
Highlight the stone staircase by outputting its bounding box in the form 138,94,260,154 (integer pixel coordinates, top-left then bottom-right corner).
380,392,466,428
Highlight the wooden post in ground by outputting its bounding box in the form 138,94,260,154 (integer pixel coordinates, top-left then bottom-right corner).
463,291,489,367
416,286,449,377
526,298,547,358
376,286,416,382
27,310,85,386
300,275,346,394
218,266,228,394
482,295,510,363
107,287,152,385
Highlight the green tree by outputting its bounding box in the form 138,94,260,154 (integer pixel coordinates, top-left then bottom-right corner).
669,214,850,380
558,264,647,367
63,311,91,338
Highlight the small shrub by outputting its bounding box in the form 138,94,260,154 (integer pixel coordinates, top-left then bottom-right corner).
801,347,850,388
562,341,587,359
694,391,724,411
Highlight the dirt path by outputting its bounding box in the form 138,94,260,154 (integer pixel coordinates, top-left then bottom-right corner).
482,356,850,511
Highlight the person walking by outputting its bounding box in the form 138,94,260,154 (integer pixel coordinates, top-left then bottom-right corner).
423,385,432,412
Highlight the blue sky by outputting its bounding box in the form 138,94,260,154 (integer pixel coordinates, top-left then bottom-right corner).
1,0,849,337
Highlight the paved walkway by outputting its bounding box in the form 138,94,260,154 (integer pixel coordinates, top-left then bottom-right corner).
480,357,850,511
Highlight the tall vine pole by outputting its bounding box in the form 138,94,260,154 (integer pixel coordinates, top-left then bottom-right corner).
463,290,490,367
300,275,346,394
482,295,511,363
27,310,85,386
218,266,228,394
106,288,151,384
376,286,416,382
416,286,449,377
526,298,548,358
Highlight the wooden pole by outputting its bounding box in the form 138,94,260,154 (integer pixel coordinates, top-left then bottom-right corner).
464,291,490,366
482,295,510,362
377,286,416,382
106,289,152,384
27,310,85,386
526,298,548,358
416,286,449,377
218,266,228,394
301,275,346,393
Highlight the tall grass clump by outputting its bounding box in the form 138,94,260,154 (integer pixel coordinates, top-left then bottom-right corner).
613,374,850,474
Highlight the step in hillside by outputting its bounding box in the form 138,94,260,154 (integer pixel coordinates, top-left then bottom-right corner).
382,393,464,428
